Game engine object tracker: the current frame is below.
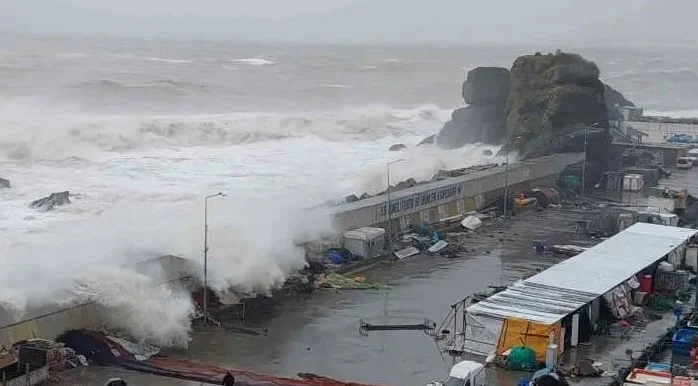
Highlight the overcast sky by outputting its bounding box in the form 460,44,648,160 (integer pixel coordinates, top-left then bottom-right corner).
2,0,697,45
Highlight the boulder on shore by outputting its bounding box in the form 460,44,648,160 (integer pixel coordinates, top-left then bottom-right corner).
0,177,9,189
436,67,510,148
505,51,611,166
30,191,71,211
389,143,407,151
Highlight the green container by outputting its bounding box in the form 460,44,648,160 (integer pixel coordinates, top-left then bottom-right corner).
506,346,538,371
562,174,580,189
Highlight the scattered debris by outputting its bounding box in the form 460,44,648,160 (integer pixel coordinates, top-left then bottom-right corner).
548,244,588,257
317,274,385,290
461,215,482,231
394,246,420,259
30,191,71,211
359,319,436,335
428,240,449,253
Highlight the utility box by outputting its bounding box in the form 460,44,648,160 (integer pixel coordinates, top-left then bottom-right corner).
343,227,385,259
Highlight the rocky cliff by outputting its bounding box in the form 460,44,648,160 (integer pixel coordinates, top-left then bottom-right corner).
436,67,509,148
505,51,610,164
436,51,632,169
604,83,634,120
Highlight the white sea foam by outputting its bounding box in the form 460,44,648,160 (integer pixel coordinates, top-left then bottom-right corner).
0,103,449,160
0,99,504,346
230,58,275,66
114,54,192,64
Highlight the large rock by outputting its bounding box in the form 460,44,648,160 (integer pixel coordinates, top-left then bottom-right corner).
436,67,510,148
604,83,634,120
389,143,407,151
505,51,610,165
0,177,9,189
437,105,507,148
30,191,71,211
462,67,510,105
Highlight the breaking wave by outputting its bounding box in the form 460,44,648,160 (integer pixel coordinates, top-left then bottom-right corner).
605,67,698,82
114,54,193,64
0,104,451,160
77,78,196,93
230,58,275,66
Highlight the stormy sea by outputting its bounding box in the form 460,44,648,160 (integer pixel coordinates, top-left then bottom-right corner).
1,34,697,346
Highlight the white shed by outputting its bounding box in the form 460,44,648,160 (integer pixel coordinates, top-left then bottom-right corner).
343,227,386,259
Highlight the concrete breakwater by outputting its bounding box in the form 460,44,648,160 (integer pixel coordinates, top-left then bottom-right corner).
332,152,583,231
0,153,583,348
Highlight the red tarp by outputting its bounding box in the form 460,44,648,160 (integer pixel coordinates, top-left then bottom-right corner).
59,330,383,386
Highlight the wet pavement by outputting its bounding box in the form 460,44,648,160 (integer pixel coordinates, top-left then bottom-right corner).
164,206,599,386
49,367,203,385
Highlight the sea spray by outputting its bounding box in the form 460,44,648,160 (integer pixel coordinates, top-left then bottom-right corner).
72,266,194,348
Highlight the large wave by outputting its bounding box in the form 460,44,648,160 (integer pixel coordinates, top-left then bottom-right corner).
0,104,450,160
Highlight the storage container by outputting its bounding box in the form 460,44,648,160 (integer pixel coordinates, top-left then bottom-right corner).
623,174,645,192
343,227,386,259
639,275,653,293
672,328,698,356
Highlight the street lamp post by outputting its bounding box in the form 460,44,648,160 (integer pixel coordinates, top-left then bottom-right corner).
203,192,225,322
581,123,601,197
504,149,509,220
386,159,405,246
503,136,523,220
581,129,588,197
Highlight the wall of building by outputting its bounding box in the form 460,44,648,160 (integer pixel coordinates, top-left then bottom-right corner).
612,142,688,166
615,120,698,143
331,153,583,231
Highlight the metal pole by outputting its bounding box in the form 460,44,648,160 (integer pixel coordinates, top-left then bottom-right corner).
202,192,224,323
385,159,405,245
503,148,508,220
582,130,587,197
203,197,209,320
386,162,392,245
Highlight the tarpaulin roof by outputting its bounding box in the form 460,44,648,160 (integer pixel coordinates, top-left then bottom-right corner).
466,223,698,324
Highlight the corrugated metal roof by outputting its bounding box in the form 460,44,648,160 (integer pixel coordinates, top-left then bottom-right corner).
467,223,698,324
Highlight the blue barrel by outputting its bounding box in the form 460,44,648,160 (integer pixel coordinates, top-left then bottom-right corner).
328,250,344,264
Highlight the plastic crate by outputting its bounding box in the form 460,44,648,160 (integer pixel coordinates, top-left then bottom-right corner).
672,328,698,356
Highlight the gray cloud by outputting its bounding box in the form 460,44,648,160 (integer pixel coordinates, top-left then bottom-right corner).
2,0,697,45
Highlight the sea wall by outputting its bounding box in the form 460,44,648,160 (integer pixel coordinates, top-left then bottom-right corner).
332,153,583,231
0,255,195,348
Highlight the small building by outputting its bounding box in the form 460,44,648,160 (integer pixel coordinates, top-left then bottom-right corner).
461,223,698,361
613,141,689,166
619,106,644,121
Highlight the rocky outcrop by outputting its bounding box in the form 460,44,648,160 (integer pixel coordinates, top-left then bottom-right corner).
0,177,9,189
30,191,71,211
389,144,407,151
417,135,435,146
604,84,634,120
505,52,611,166
436,67,510,148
